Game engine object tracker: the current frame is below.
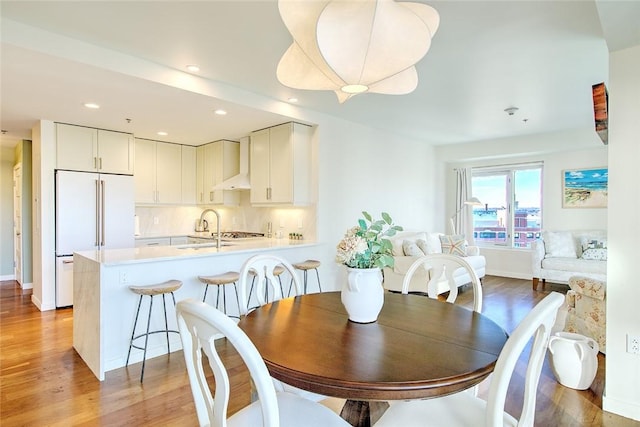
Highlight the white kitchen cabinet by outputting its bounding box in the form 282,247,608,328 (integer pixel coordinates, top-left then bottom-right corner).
196,145,205,204
181,145,196,204
250,122,313,205
196,140,239,206
134,139,182,204
134,237,171,247
56,123,134,175
170,236,189,245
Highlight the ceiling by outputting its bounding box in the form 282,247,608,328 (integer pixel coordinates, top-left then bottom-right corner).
1,1,639,149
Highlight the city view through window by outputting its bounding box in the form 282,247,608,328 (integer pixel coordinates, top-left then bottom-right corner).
471,167,542,249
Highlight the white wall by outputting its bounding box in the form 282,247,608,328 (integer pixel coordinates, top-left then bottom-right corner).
436,130,608,279
31,121,56,310
604,44,640,421
315,117,436,287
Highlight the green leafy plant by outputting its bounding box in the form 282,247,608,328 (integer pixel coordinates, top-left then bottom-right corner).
335,211,403,269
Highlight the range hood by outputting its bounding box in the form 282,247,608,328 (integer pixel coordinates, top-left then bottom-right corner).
212,136,250,190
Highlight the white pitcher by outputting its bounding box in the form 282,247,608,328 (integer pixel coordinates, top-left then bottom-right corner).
548,331,599,390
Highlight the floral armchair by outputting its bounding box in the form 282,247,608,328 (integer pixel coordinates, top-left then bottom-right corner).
561,276,606,353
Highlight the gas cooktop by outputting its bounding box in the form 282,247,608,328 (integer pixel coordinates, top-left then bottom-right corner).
189,231,265,240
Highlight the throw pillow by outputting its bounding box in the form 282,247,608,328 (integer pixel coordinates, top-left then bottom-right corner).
543,231,577,258
403,240,425,257
418,233,443,254
439,234,466,257
581,248,608,261
580,236,608,251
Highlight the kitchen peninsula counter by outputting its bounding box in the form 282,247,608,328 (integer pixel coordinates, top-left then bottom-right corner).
73,239,323,381
79,238,316,266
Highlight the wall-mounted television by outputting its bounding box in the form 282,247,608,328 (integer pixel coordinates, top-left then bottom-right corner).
592,82,608,145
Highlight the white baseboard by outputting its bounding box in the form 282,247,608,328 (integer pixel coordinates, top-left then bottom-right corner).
485,269,531,281
603,392,640,422
31,294,56,311
21,282,33,290
0,274,16,281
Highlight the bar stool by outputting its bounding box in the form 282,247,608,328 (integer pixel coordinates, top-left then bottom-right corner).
291,260,322,295
198,271,241,319
248,265,285,303
126,279,182,382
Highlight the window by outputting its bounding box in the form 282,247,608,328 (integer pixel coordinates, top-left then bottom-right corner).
471,164,542,249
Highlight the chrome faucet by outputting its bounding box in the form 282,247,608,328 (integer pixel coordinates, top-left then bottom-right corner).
199,209,221,249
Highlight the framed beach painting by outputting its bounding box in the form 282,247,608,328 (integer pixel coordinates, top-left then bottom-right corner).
562,167,608,208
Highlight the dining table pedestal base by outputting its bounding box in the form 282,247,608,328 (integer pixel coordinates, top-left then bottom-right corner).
340,400,390,427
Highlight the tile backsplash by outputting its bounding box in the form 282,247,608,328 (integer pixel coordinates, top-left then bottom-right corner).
135,193,316,240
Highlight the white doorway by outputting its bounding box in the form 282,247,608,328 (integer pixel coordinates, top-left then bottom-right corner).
13,164,23,285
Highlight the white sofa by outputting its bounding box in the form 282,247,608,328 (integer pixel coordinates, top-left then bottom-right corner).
383,231,486,294
531,230,607,291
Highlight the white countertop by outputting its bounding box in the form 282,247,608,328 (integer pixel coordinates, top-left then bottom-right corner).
75,238,320,266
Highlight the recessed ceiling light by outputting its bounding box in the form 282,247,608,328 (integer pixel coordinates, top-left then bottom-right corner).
214,109,227,116
288,97,299,103
186,64,200,72
157,131,168,136
84,103,100,109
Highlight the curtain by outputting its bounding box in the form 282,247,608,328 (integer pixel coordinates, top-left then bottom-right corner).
453,168,475,244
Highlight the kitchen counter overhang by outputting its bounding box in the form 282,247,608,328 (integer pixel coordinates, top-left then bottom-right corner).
76,238,315,266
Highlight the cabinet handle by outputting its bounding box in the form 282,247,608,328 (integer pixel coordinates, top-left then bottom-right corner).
95,179,100,246
199,192,203,202
94,157,98,169
101,180,106,246
99,157,103,170
147,242,159,246
156,190,159,202
209,191,213,201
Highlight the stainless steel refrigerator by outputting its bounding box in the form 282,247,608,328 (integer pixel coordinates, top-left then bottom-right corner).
55,170,135,307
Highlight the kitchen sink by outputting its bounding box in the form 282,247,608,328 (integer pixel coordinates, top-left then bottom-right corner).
176,242,235,250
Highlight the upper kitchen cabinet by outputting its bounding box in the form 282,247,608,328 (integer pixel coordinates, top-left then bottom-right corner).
250,122,313,206
181,145,197,205
134,139,182,204
56,123,134,175
196,140,240,206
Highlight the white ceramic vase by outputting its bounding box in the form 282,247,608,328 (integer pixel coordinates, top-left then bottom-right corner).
548,331,599,390
341,267,384,323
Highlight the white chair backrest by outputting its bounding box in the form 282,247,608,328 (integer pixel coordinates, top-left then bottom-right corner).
486,292,564,426
176,298,280,427
401,253,483,312
238,254,302,316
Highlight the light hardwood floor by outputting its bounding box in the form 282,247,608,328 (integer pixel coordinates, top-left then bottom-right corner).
1,277,638,426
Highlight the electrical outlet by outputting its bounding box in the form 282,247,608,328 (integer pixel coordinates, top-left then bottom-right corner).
627,334,640,354
298,217,303,229
119,271,129,284
232,216,237,226
153,216,159,225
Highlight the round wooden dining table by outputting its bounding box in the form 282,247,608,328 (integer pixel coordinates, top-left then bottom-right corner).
238,291,508,427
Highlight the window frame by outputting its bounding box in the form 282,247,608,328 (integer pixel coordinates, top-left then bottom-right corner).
471,162,543,249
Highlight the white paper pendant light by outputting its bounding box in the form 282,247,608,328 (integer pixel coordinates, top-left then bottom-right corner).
277,0,439,103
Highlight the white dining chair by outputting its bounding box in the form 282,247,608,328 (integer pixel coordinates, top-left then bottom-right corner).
373,291,565,427
176,298,350,427
238,254,329,403
238,254,301,314
401,253,483,313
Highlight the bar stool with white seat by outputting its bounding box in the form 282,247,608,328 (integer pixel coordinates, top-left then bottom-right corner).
126,279,182,382
291,259,322,295
198,271,241,319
